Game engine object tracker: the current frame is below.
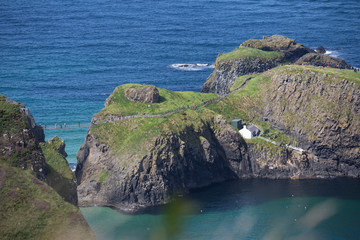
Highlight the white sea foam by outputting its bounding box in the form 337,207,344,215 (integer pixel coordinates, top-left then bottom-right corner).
325,50,340,58
69,163,77,172
170,63,215,71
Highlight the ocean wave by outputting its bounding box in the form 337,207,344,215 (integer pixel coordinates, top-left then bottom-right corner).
170,63,215,71
69,163,77,172
325,50,340,58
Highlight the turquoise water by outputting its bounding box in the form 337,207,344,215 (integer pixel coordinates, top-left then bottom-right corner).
81,179,360,239
1,0,360,163
1,0,360,239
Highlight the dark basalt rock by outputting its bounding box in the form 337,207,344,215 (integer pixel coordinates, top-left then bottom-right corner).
316,46,326,54
202,35,315,93
125,85,159,103
0,95,95,239
201,58,281,93
0,96,47,181
295,53,351,68
240,35,315,62
76,115,252,210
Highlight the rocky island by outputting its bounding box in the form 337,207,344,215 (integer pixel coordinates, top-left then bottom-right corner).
0,95,95,239
75,35,359,211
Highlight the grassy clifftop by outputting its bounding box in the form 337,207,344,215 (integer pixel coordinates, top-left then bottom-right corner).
217,47,284,62
91,65,359,158
94,83,217,121
0,95,28,136
206,65,360,147
77,64,360,210
91,106,219,167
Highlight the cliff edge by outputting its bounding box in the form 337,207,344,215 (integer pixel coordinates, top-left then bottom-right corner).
76,36,359,211
202,35,350,94
0,95,95,240
76,65,359,210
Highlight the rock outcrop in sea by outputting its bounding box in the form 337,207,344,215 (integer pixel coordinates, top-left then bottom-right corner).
295,53,350,68
240,35,314,62
0,95,95,239
201,35,351,94
76,51,360,210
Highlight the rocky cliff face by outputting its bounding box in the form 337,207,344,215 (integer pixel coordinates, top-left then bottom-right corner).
247,142,311,179
202,35,319,94
295,53,351,68
206,65,360,178
76,111,251,210
76,66,359,210
0,95,95,239
260,67,360,177
240,35,314,62
125,85,159,103
41,136,78,205
0,95,47,181
201,56,282,93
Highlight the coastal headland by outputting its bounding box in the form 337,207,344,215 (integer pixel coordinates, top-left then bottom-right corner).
75,35,360,211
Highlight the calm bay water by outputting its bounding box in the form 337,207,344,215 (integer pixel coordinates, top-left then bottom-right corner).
1,0,360,239
81,179,360,240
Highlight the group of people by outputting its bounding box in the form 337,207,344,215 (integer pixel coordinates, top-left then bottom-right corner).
42,122,81,129
327,63,358,72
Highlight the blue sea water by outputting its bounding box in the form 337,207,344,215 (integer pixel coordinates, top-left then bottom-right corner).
81,179,360,240
1,0,360,239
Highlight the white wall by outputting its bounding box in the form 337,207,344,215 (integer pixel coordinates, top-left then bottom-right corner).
239,128,252,139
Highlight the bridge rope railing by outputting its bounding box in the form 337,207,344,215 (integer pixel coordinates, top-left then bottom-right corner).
40,123,91,130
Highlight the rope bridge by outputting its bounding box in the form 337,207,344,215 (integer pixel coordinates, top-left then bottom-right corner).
41,123,91,130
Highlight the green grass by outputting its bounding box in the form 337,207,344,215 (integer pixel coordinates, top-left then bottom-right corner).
230,73,260,92
41,139,73,181
281,65,360,84
95,170,109,183
217,47,284,62
95,84,218,120
92,64,359,168
40,138,77,204
206,73,270,122
0,165,94,240
91,108,220,166
91,116,166,165
245,138,284,157
0,95,28,135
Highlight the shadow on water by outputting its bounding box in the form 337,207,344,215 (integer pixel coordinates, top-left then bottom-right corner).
122,178,360,216
82,178,360,240
188,178,360,213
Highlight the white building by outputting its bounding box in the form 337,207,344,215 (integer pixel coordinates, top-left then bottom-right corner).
239,124,260,139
